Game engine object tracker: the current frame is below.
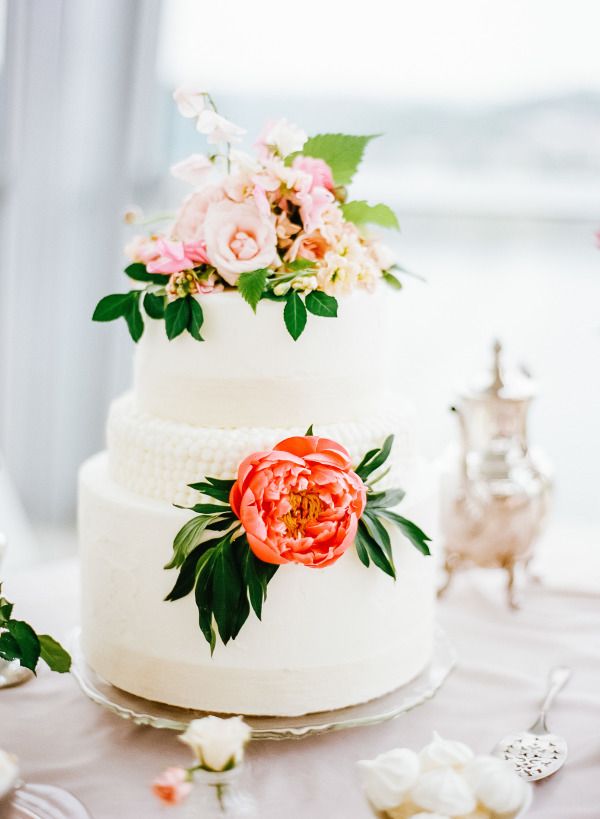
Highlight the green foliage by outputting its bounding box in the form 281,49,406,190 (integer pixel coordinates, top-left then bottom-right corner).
143,292,166,319
305,291,338,318
124,263,170,285
355,435,395,481
238,269,268,312
341,200,399,230
283,290,307,340
164,297,190,340
382,270,403,290
301,133,378,186
188,297,204,341
305,424,314,436
92,290,144,342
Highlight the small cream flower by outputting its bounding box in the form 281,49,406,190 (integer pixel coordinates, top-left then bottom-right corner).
179,716,251,772
196,110,246,145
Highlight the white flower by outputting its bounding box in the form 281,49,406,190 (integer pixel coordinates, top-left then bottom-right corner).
179,716,251,772
229,149,262,176
173,86,207,118
411,767,477,816
370,240,396,271
419,732,475,772
196,110,246,144
463,755,529,815
0,750,19,799
356,748,420,811
410,814,453,819
263,118,307,157
170,154,213,186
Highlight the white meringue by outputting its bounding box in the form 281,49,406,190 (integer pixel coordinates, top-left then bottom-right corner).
356,748,420,811
463,755,529,814
0,749,18,799
410,814,453,819
419,731,475,771
411,767,477,816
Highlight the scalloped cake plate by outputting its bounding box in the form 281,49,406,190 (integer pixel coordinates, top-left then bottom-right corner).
69,626,455,740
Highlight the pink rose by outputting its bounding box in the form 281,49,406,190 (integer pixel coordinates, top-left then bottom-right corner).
146,238,209,274
124,233,162,266
292,156,335,192
173,185,225,244
152,767,191,805
296,185,334,234
230,436,366,569
203,200,278,285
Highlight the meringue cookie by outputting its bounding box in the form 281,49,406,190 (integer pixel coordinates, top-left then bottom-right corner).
463,755,529,814
410,814,453,819
356,748,420,811
419,731,474,771
0,749,18,800
411,767,477,816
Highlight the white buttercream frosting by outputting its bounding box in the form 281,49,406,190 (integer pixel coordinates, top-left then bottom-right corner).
357,748,421,810
411,767,477,816
419,731,475,771
463,755,529,814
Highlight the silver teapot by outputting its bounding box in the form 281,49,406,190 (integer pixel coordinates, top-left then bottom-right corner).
439,341,552,607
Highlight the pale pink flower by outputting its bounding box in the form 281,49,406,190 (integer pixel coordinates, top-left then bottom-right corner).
124,233,162,266
287,230,329,263
292,156,335,192
203,200,278,285
152,767,191,805
171,153,213,186
173,185,225,244
297,186,335,233
173,86,207,119
257,119,307,158
146,238,209,274
252,185,271,218
196,110,246,144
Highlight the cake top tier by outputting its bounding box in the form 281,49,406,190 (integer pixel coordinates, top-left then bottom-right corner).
93,87,409,349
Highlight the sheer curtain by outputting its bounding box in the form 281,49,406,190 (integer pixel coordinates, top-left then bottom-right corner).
0,0,162,524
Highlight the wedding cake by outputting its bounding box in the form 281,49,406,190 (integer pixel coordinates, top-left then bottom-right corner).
79,90,435,717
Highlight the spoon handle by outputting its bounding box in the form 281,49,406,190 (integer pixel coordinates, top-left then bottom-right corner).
530,665,571,733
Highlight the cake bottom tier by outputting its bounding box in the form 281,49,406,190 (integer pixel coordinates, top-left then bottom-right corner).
79,453,436,717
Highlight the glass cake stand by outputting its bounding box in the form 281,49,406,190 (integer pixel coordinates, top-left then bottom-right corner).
69,627,455,740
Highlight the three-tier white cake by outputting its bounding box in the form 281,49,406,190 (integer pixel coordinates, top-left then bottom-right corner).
79,289,435,716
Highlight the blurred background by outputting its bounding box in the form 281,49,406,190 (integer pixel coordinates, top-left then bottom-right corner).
0,0,598,569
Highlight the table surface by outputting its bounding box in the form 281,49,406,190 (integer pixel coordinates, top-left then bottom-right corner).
1,557,599,819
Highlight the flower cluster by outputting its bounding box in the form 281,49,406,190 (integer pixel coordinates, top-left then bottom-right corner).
357,733,531,819
94,87,404,342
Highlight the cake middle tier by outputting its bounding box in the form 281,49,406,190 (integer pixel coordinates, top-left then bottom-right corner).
108,393,418,507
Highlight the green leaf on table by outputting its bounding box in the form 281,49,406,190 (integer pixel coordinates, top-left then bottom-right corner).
124,263,170,286
38,634,71,673
305,291,338,318
92,293,133,322
238,269,268,312
0,631,20,661
187,296,204,341
284,291,307,340
378,510,432,556
6,620,41,672
164,297,190,340
301,133,378,186
124,291,144,342
355,435,395,481
0,596,14,624
382,270,403,290
143,291,165,319
341,200,399,230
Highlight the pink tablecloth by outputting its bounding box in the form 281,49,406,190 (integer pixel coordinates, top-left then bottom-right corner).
1,558,599,818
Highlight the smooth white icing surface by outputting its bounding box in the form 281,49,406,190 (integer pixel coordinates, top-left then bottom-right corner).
133,289,403,427
79,453,435,716
108,392,417,507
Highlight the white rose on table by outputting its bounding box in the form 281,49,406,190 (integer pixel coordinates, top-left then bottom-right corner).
0,749,19,800
179,716,251,772
203,200,278,285
356,748,420,811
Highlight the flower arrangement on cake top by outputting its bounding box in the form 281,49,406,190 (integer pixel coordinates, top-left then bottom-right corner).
93,87,405,342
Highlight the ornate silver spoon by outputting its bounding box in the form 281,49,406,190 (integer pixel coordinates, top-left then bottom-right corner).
495,665,571,781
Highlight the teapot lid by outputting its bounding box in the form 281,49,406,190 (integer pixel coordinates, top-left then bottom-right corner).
464,340,536,402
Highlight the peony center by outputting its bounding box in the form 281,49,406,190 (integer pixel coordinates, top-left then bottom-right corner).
281,491,322,538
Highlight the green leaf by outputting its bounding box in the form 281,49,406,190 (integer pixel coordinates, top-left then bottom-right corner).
188,503,231,515
362,511,393,561
355,435,395,481
188,481,232,504
0,631,20,661
188,296,204,341
0,597,14,624
382,270,403,290
305,291,338,318
125,291,144,342
165,541,209,601
238,269,268,312
341,200,399,230
366,488,406,509
286,258,316,272
124,263,170,285
305,424,314,436
211,536,244,645
143,291,166,319
92,293,133,322
195,552,217,653
38,634,71,673
356,521,396,579
165,515,215,570
205,477,236,490
164,297,190,340
301,133,378,186
284,291,307,340
354,535,370,568
6,620,41,672
378,510,432,556
240,541,278,621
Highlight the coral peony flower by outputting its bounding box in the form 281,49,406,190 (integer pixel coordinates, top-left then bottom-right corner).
203,200,278,285
146,238,209,274
292,156,335,192
230,436,366,568
173,185,225,244
152,767,192,805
